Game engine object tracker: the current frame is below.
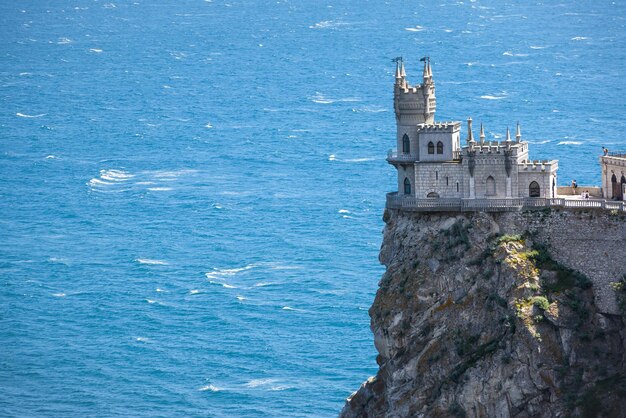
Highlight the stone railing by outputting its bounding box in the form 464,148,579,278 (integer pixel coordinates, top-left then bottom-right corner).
387,150,416,162
386,193,626,213
608,150,626,158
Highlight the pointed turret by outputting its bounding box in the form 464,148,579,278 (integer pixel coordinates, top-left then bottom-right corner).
505,126,512,142
395,61,401,80
466,117,475,144
428,60,432,78
479,123,485,145
516,122,521,143
422,59,429,80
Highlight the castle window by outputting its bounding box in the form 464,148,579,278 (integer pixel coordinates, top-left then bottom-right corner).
456,182,459,192
402,134,410,154
435,171,438,180
427,192,439,198
436,141,443,154
404,177,411,195
446,177,449,186
529,181,540,197
486,176,496,196
428,142,434,154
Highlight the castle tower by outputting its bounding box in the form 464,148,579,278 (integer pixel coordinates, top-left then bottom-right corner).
393,58,437,161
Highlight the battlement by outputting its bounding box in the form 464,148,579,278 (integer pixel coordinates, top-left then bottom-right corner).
416,121,460,133
521,159,559,171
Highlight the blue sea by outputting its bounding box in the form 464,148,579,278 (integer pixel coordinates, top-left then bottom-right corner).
1,0,624,416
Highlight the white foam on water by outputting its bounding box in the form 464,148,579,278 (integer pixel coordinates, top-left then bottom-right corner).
244,378,279,388
136,337,149,342
236,296,247,301
404,25,424,32
503,51,529,57
190,289,201,294
136,258,168,265
209,280,237,289
199,384,221,392
52,293,66,297
480,95,505,100
253,282,275,287
282,306,296,311
205,123,213,128
533,140,552,144
443,29,453,33
530,45,547,49
309,20,348,29
156,288,165,292
147,187,173,191
45,155,57,159
342,215,353,219
100,169,134,182
89,48,103,53
571,36,589,41
16,112,46,118
328,154,336,161
558,141,582,145
57,37,72,44
338,209,350,214
146,299,157,304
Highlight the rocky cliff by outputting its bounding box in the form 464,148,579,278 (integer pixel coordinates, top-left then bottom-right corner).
341,209,626,417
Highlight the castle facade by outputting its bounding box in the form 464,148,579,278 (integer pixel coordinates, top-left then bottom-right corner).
388,59,559,201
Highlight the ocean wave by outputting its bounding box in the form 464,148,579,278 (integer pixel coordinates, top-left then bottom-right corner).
16,112,46,118
404,25,424,32
571,36,589,41
253,282,276,287
338,209,351,214
530,45,547,49
147,187,173,191
532,140,551,144
503,51,529,57
558,141,582,145
190,289,201,294
480,94,507,100
309,20,349,29
199,384,221,392
136,258,168,265
209,280,237,289
89,48,103,53
57,37,72,44
45,155,57,159
100,169,134,182
310,92,360,104
236,295,247,301
351,105,387,113
244,378,291,391
52,292,66,297
328,154,336,161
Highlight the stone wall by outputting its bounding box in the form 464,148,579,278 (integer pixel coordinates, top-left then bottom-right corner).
495,208,626,314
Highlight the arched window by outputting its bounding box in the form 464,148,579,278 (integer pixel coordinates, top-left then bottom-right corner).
486,176,496,196
402,134,410,154
404,177,411,195
612,174,618,199
427,192,439,198
529,181,540,197
428,142,434,154
436,141,443,154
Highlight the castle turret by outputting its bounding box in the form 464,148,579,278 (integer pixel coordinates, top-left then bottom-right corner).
516,122,522,143
480,122,485,145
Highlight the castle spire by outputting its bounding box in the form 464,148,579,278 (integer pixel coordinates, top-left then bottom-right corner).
466,117,475,143
516,122,521,143
505,126,512,142
423,58,429,80
427,59,432,79
400,61,406,78
479,123,485,145
395,61,401,80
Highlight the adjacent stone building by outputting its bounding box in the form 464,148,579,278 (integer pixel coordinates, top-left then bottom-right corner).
388,59,558,201
601,151,626,200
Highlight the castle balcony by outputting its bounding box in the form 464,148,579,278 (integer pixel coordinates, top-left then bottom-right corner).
608,150,626,158
387,150,417,165
386,192,626,213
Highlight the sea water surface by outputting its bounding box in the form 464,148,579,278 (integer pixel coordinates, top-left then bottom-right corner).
1,0,625,416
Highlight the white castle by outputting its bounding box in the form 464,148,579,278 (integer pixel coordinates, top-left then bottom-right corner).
387,58,558,204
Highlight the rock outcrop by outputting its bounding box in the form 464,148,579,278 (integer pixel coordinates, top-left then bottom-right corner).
341,209,626,417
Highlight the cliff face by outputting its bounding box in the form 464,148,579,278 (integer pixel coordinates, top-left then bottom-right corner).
341,209,626,417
